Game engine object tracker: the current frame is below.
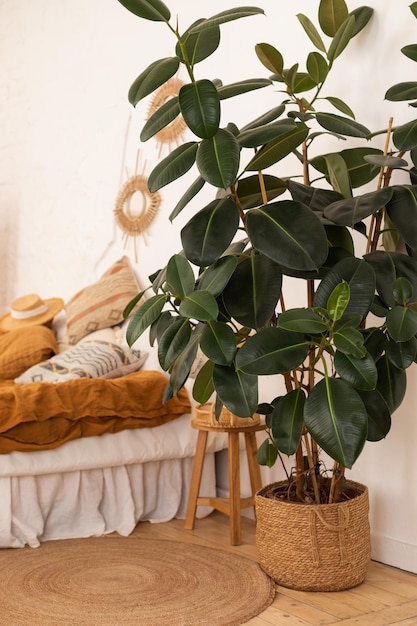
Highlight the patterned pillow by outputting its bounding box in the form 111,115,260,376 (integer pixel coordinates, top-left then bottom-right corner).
14,341,148,384
65,256,141,345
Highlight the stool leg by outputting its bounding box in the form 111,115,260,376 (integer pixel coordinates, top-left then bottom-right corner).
228,431,241,546
185,430,209,530
244,431,263,496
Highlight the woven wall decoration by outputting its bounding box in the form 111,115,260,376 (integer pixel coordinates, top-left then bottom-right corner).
147,77,187,156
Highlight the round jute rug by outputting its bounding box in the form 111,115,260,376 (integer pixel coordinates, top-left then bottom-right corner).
0,536,275,625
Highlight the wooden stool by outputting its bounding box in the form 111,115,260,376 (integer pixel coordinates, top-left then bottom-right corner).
184,418,266,545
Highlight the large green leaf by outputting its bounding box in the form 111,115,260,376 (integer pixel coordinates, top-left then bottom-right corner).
158,317,191,370
222,254,282,329
316,112,370,138
128,57,179,106
256,439,278,467
197,255,238,296
311,147,382,188
322,153,351,198
125,294,167,345
181,197,239,267
270,388,305,456
358,389,391,442
179,290,219,321
385,335,417,369
376,355,407,412
327,15,355,62
238,120,297,148
334,327,366,358
314,257,376,318
196,129,240,188
306,52,329,84
190,7,265,33
334,350,377,390
364,251,417,308
245,123,309,171
385,82,417,102
148,142,198,192
140,96,181,142
324,187,393,227
323,96,355,118
169,330,201,394
277,308,328,334
393,119,417,152
288,180,343,211
116,0,170,21
240,105,285,131
296,14,326,52
166,254,195,298
169,176,205,222
350,6,374,36
192,359,215,404
236,174,286,209
246,200,328,271
176,21,220,65
401,44,417,62
304,377,367,468
217,78,272,100
200,321,237,365
179,80,220,139
236,327,309,375
255,42,284,74
386,186,417,252
213,364,258,417
318,0,349,37
386,306,417,342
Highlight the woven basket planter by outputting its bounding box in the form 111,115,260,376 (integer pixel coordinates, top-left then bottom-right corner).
255,479,371,592
194,402,260,428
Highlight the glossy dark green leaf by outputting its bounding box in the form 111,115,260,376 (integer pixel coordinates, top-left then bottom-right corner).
197,255,238,296
179,80,220,139
324,96,354,118
256,438,278,467
192,359,215,404
334,351,377,390
324,187,393,226
200,321,237,365
296,13,326,52
270,388,305,456
166,254,195,298
292,72,317,94
169,176,205,222
179,290,219,321
236,174,286,209
213,364,258,417
322,153,352,198
169,331,201,394
223,254,282,329
364,251,417,308
314,257,376,318
240,105,285,131
128,57,179,105
350,6,374,36
411,2,417,19
318,0,349,37
327,15,355,62
288,181,343,211
363,154,408,169
176,21,220,65
196,129,240,188
236,327,309,375
148,142,198,192
238,120,297,149
140,96,181,142
393,277,414,305
158,317,191,370
358,389,391,441
401,44,417,62
334,328,366,359
255,42,284,74
306,52,329,84
385,335,417,369
386,185,417,252
376,355,406,412
116,0,170,21
125,294,167,345
304,377,367,468
327,281,350,321
181,197,239,267
277,308,328,334
217,78,272,100
311,147,382,189
190,7,265,32
392,119,417,151
150,310,172,345
385,82,417,102
316,112,370,138
245,123,309,171
246,200,328,271
386,306,417,342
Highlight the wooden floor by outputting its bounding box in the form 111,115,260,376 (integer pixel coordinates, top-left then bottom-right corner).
135,510,417,626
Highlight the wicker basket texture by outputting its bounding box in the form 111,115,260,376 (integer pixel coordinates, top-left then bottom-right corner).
255,479,371,592
193,403,260,428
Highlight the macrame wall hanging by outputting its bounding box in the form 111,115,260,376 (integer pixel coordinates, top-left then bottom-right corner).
147,76,187,157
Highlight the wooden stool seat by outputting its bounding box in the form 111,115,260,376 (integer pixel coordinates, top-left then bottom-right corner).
184,418,266,545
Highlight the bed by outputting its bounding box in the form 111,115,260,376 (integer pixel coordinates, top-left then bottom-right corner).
0,257,229,549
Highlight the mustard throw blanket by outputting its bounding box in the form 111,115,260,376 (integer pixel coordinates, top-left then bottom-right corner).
0,371,191,454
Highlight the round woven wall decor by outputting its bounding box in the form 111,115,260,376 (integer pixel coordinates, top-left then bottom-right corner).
114,173,161,261
147,77,187,155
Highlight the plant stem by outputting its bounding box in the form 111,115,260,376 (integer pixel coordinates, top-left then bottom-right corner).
303,431,320,504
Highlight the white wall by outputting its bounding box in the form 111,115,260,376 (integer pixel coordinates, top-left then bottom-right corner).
0,0,416,572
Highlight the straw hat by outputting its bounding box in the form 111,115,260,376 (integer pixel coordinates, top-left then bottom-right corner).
0,294,64,333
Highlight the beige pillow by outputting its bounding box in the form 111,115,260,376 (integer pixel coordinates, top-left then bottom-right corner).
65,257,141,344
14,340,148,384
0,326,58,380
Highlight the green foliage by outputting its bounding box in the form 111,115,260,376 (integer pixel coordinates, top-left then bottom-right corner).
118,0,417,501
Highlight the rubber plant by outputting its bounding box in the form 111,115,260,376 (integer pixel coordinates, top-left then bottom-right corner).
118,0,417,504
